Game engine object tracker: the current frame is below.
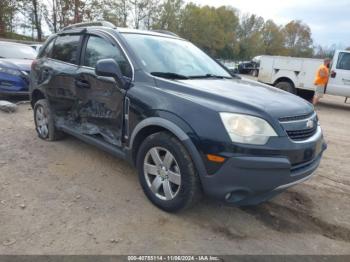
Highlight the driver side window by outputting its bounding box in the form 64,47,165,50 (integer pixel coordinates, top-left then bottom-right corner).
84,35,132,78
337,52,350,70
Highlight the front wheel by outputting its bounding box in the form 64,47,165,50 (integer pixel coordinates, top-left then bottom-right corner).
136,132,202,212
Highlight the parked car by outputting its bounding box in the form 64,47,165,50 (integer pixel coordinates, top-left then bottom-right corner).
30,44,43,53
30,22,327,212
0,41,37,96
237,61,259,75
222,61,239,75
258,51,350,100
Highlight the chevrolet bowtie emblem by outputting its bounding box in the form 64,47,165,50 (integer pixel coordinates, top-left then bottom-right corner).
306,119,314,129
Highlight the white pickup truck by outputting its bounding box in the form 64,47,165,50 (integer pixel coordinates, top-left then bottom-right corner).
257,50,350,100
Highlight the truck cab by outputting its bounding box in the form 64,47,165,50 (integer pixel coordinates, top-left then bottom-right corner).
327,50,350,97
257,50,350,101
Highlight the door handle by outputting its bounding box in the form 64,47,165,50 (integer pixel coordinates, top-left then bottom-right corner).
75,78,90,88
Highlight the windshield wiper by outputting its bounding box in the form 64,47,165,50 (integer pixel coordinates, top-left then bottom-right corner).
151,72,189,80
188,73,231,79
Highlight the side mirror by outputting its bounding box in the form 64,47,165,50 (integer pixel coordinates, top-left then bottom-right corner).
95,58,125,87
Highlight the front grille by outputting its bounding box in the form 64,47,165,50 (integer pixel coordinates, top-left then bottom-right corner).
279,112,313,122
286,126,317,141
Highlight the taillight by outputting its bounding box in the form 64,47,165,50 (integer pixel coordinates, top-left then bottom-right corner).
31,59,38,70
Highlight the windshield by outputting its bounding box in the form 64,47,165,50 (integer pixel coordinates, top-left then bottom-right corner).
0,43,37,59
122,33,231,79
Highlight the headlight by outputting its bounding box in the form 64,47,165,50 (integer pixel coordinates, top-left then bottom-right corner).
0,67,22,77
220,113,277,145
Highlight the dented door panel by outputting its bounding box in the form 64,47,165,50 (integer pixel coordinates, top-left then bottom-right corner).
74,66,125,146
45,60,78,114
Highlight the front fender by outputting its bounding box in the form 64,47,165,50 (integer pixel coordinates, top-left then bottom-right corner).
127,114,208,179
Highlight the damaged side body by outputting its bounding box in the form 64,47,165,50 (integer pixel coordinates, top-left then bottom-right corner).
32,31,132,148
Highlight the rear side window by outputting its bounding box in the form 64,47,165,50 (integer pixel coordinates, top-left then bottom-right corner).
337,52,350,70
52,35,80,64
39,37,55,58
84,35,132,78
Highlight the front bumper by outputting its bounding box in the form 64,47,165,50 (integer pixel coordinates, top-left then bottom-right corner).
200,127,327,205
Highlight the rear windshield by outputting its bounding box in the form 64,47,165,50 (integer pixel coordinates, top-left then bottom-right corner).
0,43,37,59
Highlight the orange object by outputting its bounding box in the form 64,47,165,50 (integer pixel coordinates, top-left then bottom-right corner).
207,154,226,163
314,64,329,85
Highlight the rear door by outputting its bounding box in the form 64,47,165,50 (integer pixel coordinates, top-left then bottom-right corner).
45,33,83,114
74,32,132,146
326,50,350,96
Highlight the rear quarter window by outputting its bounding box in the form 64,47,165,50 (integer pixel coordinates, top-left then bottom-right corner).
38,37,56,58
51,35,80,64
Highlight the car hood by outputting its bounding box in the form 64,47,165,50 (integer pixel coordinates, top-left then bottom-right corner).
0,58,33,71
155,77,314,119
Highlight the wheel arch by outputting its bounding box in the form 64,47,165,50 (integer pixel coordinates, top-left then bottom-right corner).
273,77,295,88
30,89,46,108
128,117,207,178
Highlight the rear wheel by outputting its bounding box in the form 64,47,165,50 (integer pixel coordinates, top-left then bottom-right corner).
275,81,296,94
34,99,64,141
136,131,201,212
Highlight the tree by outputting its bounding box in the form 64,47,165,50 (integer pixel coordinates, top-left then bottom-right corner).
346,47,350,51
179,5,239,58
314,44,336,58
32,0,42,41
0,0,18,36
283,20,313,57
129,0,150,29
104,0,130,27
237,14,265,59
261,19,286,55
152,0,183,32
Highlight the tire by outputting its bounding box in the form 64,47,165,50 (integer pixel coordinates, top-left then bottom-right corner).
275,81,296,94
136,131,202,212
34,99,64,141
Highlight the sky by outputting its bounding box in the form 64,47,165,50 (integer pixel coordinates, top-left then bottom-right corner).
187,0,350,48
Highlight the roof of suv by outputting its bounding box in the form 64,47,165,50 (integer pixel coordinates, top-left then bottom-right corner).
60,21,181,39
117,28,180,38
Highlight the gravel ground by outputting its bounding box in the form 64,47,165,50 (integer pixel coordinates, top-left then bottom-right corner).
0,95,349,255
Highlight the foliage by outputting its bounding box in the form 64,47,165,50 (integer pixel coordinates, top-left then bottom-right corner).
1,0,328,60
282,20,313,57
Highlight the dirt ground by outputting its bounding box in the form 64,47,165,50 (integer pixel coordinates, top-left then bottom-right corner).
0,95,349,255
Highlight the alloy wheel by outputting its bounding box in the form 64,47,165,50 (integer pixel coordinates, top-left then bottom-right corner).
143,147,181,201
35,105,49,138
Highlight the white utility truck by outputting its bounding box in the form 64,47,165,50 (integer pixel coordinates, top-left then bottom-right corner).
257,50,350,100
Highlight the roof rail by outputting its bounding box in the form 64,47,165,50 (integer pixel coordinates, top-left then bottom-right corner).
61,21,116,31
151,30,179,37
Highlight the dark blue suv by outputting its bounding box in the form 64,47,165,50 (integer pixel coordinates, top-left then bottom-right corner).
30,22,326,212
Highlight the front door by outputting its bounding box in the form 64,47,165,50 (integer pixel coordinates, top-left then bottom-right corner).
327,50,350,97
75,33,133,147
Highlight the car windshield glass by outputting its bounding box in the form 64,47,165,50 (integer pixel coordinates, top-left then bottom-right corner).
122,33,231,79
0,43,37,59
